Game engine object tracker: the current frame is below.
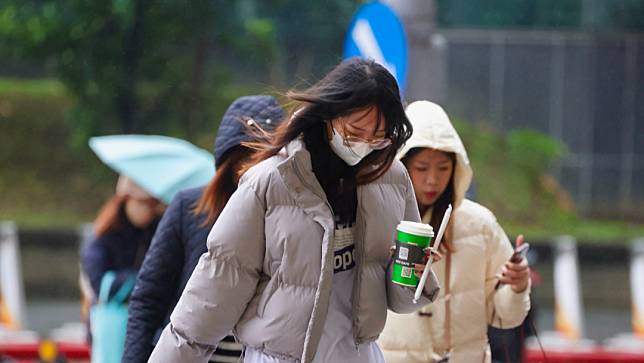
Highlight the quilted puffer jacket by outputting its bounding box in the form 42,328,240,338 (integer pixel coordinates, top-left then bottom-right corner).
149,138,440,363
378,101,530,363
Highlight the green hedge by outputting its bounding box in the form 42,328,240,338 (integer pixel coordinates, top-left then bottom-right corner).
2,78,643,240
454,119,644,243
0,79,114,226
0,78,264,227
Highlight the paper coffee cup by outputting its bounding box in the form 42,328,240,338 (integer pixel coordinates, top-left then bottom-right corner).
392,221,434,287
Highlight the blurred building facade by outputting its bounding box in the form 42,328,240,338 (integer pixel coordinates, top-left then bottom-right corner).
388,0,644,219
440,29,643,219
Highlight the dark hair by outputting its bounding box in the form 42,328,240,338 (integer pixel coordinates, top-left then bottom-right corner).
242,58,412,184
94,195,127,237
401,148,456,252
192,146,252,226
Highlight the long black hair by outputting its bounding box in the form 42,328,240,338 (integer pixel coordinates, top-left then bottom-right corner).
242,58,412,184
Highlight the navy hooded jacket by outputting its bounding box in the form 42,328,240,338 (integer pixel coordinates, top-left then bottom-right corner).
122,95,285,363
81,207,158,300
123,187,208,362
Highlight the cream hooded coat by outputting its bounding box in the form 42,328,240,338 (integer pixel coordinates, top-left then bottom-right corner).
378,101,530,363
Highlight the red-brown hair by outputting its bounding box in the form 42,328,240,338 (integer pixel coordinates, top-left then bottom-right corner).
94,195,127,237
192,146,251,226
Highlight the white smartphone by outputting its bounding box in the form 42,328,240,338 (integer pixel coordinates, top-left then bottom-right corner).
510,243,530,263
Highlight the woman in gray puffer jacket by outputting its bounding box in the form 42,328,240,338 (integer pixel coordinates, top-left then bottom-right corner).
149,58,440,363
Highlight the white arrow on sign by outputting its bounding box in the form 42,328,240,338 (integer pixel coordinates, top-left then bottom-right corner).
351,19,397,79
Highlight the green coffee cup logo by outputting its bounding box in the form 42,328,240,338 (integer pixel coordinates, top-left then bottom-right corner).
392,221,434,287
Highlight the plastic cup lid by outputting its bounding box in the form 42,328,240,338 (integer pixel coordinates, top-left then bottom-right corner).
397,220,434,237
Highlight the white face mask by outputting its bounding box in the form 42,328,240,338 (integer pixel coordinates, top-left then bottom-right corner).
329,127,373,166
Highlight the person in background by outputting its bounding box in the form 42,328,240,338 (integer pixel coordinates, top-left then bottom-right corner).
378,100,531,363
81,176,164,303
80,175,164,357
148,58,440,363
488,253,541,363
122,95,285,363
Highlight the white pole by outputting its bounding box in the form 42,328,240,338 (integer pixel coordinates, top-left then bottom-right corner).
601,238,644,350
630,238,644,338
553,235,584,340
78,223,96,311
0,221,26,329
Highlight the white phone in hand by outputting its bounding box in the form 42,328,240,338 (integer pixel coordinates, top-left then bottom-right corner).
510,243,530,263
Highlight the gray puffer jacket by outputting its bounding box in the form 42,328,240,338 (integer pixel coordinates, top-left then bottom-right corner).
149,139,440,363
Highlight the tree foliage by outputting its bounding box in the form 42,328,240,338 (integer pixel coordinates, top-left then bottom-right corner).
0,0,360,145
0,0,250,143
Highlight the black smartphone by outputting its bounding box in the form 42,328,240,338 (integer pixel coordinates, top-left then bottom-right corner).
510,243,530,263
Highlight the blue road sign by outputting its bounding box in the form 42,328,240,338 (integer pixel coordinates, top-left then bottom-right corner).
343,2,408,93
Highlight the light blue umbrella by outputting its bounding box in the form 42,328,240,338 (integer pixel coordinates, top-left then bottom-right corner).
89,135,215,204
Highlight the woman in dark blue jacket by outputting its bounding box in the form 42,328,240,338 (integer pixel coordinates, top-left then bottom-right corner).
122,95,285,363
81,176,164,305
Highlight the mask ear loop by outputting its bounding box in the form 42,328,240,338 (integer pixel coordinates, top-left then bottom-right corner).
326,117,348,147
336,117,354,148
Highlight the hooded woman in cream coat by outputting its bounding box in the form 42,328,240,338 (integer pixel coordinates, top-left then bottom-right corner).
378,101,531,363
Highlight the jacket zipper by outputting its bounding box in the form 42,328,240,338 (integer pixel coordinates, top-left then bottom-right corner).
291,159,336,361
352,187,365,350
294,159,364,350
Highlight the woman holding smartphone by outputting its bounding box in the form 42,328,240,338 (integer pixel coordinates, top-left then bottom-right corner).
378,100,531,363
